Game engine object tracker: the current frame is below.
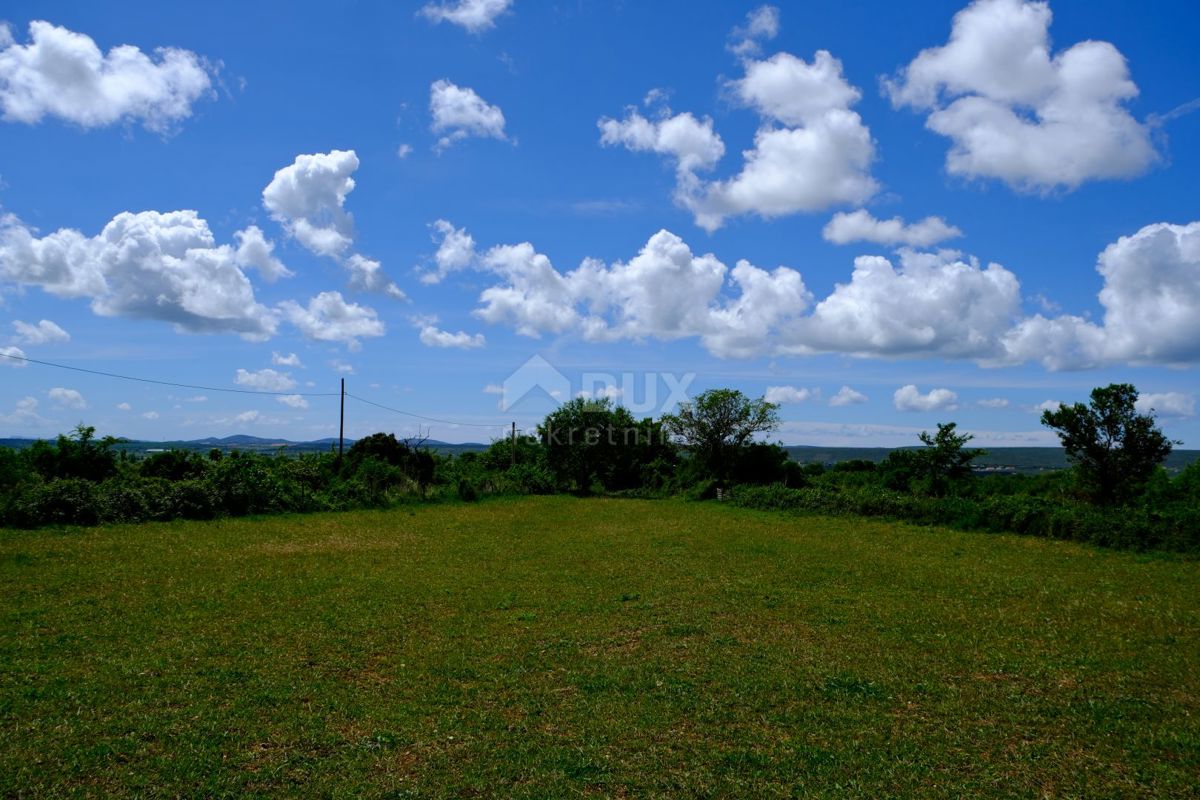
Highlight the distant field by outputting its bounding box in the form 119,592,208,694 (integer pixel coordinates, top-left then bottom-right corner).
3,498,1198,797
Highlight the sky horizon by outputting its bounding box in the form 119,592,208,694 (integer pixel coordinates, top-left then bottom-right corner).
1,0,1198,448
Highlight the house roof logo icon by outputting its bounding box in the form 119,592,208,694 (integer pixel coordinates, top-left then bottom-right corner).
501,355,569,412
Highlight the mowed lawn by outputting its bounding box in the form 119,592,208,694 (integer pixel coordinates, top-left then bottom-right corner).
2,498,1198,798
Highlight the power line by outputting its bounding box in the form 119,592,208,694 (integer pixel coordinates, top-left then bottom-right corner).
0,349,513,431
345,392,507,429
0,350,339,397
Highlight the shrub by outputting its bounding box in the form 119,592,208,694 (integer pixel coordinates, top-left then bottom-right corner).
457,478,479,502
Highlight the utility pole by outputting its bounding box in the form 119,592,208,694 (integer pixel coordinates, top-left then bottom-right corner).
339,378,345,459
511,421,517,467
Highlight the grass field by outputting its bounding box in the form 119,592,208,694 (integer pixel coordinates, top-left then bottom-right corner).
2,497,1198,798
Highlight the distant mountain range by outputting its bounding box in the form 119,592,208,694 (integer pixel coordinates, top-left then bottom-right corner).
0,435,489,456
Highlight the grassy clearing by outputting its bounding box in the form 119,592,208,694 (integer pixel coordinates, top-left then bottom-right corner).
2,497,1198,798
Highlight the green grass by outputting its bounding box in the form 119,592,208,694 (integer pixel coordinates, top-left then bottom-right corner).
2,497,1198,798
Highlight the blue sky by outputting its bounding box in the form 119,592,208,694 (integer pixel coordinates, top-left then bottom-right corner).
1,0,1198,446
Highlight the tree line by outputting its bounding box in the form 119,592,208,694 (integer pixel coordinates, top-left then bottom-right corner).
0,383,1195,551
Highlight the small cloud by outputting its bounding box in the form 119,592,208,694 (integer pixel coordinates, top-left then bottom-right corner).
277,394,309,409
330,360,355,375
0,345,28,366
483,384,503,394
48,387,86,409
1034,400,1063,414
142,411,160,420
728,5,780,57
829,386,868,407
116,402,132,411
396,143,413,159
764,385,816,404
978,398,1010,409
12,319,69,345
235,368,296,392
894,385,958,412
272,352,304,368
235,410,260,423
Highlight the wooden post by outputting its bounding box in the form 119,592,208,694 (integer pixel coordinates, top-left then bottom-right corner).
511,421,517,467
339,378,345,458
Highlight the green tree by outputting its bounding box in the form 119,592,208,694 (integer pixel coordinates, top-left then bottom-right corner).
915,422,984,497
1041,383,1176,505
538,398,661,493
661,389,779,482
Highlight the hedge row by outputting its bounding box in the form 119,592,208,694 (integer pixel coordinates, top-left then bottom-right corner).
728,484,1200,552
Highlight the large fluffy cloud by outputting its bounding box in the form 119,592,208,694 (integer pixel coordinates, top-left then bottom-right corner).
884,0,1156,191
419,0,513,33
427,218,1200,369
601,46,877,230
1000,221,1200,368
781,249,1021,359
430,80,508,152
262,150,403,297
430,221,809,357
0,20,213,132
262,150,358,257
0,210,279,340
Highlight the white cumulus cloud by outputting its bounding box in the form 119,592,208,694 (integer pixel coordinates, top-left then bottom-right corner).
829,386,868,406
894,385,958,412
0,20,213,133
0,210,278,340
1000,221,1200,369
884,0,1156,191
279,291,385,351
263,149,358,258
12,319,69,344
48,387,86,409
235,368,296,392
823,210,962,248
419,0,513,33
430,80,508,151
764,385,816,404
272,352,303,368
277,394,309,409
782,249,1020,360
601,47,877,231
417,319,486,349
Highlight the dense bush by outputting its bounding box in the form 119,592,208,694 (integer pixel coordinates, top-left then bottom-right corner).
729,483,1199,552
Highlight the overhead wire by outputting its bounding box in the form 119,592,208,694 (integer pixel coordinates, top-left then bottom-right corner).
0,349,510,429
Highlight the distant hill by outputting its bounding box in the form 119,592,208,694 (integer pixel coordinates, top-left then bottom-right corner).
785,445,1200,475
0,435,489,457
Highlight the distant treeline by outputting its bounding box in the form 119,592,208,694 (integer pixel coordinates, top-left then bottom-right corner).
1,384,1196,552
